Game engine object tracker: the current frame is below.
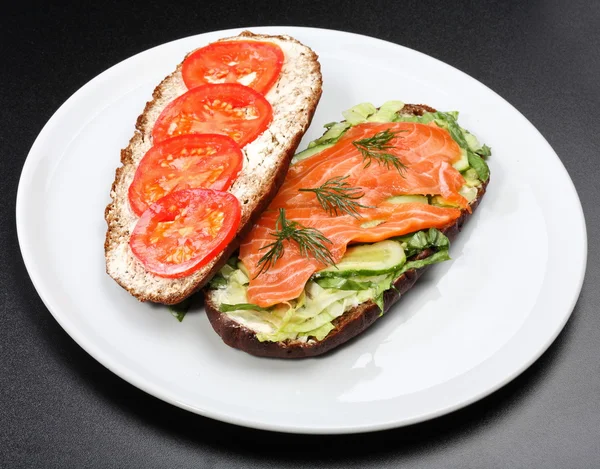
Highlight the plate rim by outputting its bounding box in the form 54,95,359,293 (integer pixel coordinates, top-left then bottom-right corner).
15,25,588,434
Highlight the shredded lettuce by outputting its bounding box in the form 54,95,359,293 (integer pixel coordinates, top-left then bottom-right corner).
214,280,359,342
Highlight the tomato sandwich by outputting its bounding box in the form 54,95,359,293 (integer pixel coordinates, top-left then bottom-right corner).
105,31,323,304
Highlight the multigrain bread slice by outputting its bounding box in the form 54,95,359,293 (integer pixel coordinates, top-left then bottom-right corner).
104,31,322,304
203,104,489,358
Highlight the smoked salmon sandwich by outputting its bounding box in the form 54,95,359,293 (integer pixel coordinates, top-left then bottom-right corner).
204,101,491,358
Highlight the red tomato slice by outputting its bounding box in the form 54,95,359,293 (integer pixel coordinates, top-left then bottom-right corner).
130,189,241,278
182,41,284,94
128,134,243,217
152,83,272,147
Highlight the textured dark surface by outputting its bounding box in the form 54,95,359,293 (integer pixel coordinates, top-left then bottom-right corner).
2,0,599,467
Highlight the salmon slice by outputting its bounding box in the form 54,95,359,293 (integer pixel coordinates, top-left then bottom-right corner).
271,122,467,210
239,122,467,307
241,204,461,306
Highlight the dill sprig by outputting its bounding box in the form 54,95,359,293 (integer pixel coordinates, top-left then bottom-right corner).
255,208,335,277
352,129,407,174
298,176,371,218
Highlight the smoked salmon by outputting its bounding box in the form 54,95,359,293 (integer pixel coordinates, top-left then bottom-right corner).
239,122,468,307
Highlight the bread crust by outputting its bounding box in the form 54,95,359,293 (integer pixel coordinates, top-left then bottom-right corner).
104,31,323,304
203,104,490,357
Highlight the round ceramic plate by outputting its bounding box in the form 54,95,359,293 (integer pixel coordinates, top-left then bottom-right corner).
16,26,587,434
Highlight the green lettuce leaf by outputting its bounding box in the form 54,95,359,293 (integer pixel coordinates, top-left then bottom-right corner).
467,151,490,182
220,303,272,313
477,144,492,158
374,291,385,314
169,297,193,322
396,249,451,275
208,274,227,289
396,228,450,258
426,228,450,249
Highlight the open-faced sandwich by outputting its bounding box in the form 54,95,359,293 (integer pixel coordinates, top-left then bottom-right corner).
104,30,491,359
104,31,323,304
204,101,491,358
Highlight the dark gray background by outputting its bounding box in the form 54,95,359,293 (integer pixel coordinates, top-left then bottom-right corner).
2,0,599,467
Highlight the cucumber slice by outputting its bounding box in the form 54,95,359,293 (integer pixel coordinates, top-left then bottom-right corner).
462,168,482,187
316,277,376,291
431,185,478,207
308,122,351,148
464,132,481,152
453,148,470,171
292,143,334,164
459,185,478,203
342,102,377,124
314,240,406,278
367,100,405,122
430,195,459,208
387,195,429,204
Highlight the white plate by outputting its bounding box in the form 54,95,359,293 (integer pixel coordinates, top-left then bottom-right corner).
16,26,587,434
